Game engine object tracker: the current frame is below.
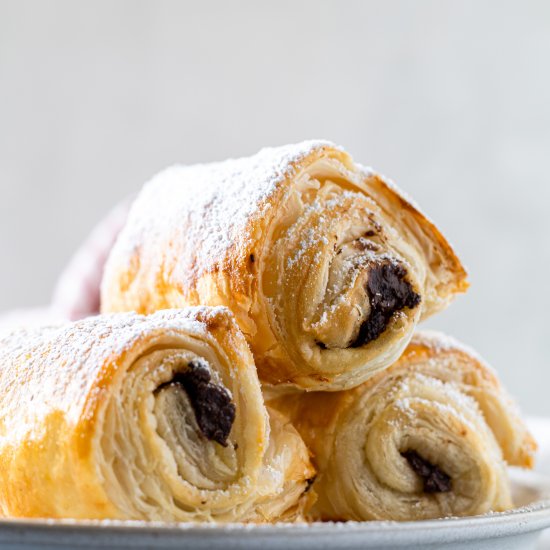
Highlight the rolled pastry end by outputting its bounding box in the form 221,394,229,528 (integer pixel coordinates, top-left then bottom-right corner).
88,308,314,522
101,141,468,391
273,330,535,521
258,143,464,390
0,308,314,522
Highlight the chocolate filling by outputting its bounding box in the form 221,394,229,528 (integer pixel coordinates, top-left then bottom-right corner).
156,359,236,447
349,262,421,348
402,450,452,493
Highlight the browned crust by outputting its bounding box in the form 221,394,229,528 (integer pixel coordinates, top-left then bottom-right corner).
102,142,469,390
0,307,265,519
361,172,469,307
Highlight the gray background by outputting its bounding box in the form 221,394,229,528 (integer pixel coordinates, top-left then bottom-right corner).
1,0,549,413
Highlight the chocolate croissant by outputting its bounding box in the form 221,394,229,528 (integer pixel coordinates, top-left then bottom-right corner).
271,331,536,521
101,141,468,390
0,307,314,521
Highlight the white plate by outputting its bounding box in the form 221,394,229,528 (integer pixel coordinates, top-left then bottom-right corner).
2,470,550,550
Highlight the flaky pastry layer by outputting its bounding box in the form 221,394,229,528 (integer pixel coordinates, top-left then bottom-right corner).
0,307,313,521
102,141,467,390
271,331,536,521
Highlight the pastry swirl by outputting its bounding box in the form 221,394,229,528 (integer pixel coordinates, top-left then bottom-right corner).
101,140,468,390
271,331,536,521
0,307,314,521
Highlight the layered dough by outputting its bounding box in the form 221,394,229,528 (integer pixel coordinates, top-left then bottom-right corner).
0,307,314,521
271,331,536,521
101,141,468,390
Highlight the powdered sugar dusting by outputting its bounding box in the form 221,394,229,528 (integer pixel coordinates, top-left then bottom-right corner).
411,330,495,374
387,371,481,430
0,307,230,442
284,190,378,271
104,140,338,291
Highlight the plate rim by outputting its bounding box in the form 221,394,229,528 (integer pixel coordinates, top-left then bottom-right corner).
1,499,550,541
2,470,550,546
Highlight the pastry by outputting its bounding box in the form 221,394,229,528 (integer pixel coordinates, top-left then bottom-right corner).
0,307,314,521
271,331,536,520
101,141,468,390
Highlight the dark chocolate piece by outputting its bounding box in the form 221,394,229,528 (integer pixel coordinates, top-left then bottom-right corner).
349,262,421,348
402,450,452,493
157,359,236,447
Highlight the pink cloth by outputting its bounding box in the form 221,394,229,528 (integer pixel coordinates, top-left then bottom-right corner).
51,199,131,320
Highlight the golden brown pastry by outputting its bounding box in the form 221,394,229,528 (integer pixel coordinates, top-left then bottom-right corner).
101,141,468,391
271,331,536,521
0,307,314,521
